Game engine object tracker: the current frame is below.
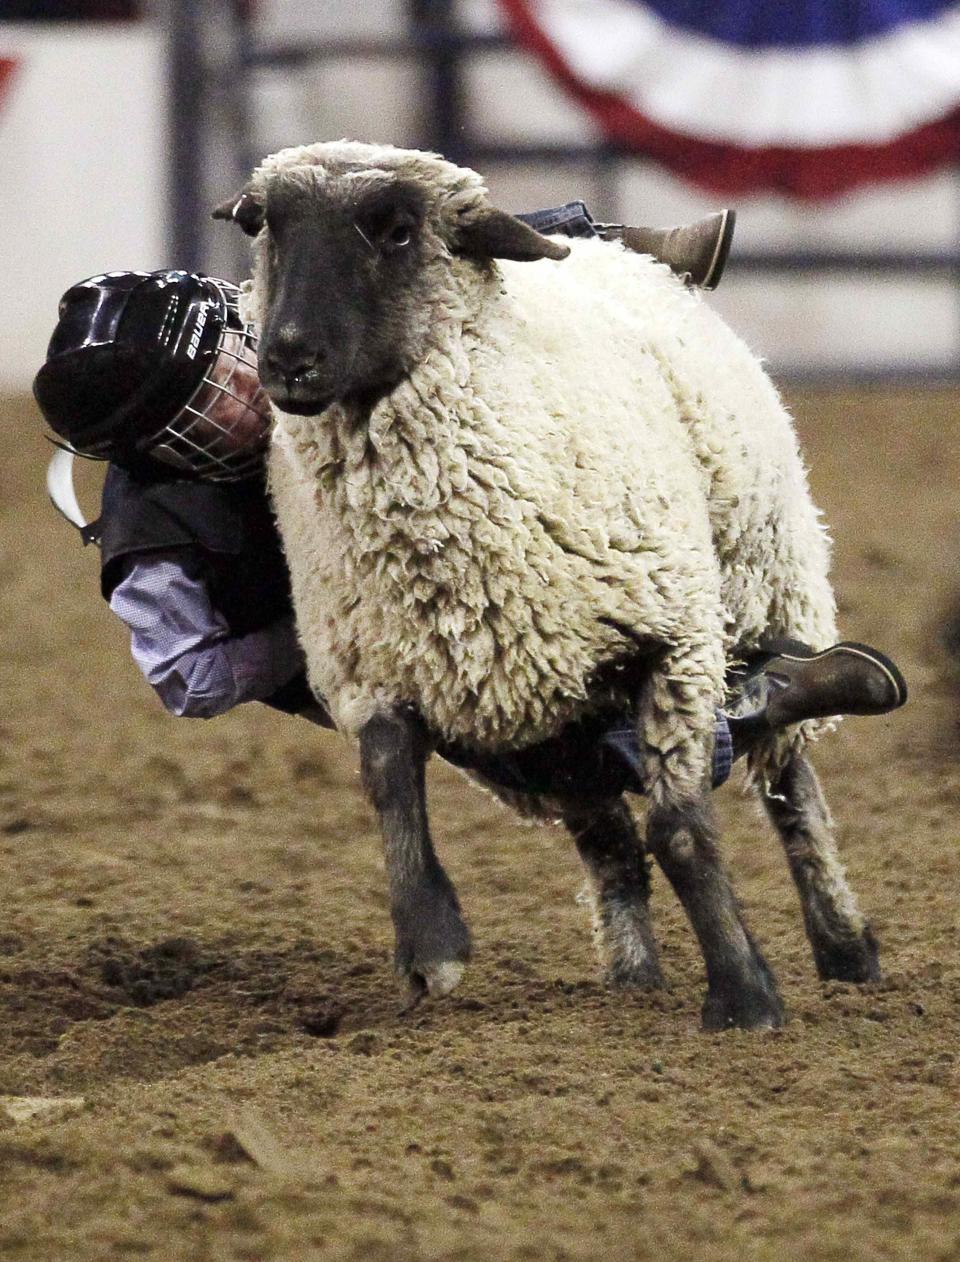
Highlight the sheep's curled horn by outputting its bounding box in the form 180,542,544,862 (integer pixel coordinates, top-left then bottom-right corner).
211,186,570,262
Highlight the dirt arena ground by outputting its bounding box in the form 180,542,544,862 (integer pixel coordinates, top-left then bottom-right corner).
2,387,959,1261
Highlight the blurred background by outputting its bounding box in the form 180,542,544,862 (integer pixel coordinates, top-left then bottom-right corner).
3,0,960,388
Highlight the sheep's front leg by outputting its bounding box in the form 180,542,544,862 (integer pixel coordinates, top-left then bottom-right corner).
762,752,880,983
563,798,665,989
646,794,785,1031
359,709,471,1003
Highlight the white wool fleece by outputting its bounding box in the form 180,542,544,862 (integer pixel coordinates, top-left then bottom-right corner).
257,144,836,803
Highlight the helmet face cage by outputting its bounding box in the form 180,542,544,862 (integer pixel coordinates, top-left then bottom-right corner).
145,280,272,482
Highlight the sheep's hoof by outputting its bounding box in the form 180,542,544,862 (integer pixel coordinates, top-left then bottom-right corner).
394,899,472,1008
407,960,465,1006
398,960,466,1014
701,980,786,1032
605,958,666,991
813,926,881,984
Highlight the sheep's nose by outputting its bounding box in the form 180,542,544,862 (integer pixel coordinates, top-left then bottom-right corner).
265,324,323,380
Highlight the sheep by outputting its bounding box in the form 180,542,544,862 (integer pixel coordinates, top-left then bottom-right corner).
214,140,879,1030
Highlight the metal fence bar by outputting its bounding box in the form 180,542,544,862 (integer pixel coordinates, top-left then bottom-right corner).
238,32,509,69
417,0,469,162
732,251,960,274
166,0,206,271
775,367,960,386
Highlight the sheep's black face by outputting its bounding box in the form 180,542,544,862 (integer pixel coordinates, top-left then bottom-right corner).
256,178,435,416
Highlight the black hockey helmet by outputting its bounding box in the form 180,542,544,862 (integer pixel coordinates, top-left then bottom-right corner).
33,269,271,481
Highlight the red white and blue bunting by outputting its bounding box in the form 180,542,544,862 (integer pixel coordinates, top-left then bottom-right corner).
498,0,960,197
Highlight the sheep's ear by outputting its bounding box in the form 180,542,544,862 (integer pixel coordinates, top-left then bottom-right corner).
211,188,265,238
455,209,570,262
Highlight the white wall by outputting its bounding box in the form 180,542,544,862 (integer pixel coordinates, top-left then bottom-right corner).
0,23,165,391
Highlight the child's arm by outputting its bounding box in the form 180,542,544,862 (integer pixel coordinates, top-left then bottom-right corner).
108,549,307,719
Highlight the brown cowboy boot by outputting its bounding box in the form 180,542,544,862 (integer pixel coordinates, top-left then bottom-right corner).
726,639,907,758
596,209,736,289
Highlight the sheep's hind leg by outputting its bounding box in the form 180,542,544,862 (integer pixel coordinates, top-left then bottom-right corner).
646,793,785,1031
563,797,665,989
762,751,880,983
360,709,471,1004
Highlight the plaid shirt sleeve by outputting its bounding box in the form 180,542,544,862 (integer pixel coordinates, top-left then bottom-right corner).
601,712,733,790
108,550,305,718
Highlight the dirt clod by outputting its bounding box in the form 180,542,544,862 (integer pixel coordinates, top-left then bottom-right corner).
167,1163,236,1202
91,937,223,1006
299,1007,342,1038
689,1139,740,1193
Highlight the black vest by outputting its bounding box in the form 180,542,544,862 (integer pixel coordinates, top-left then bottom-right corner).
99,465,294,636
